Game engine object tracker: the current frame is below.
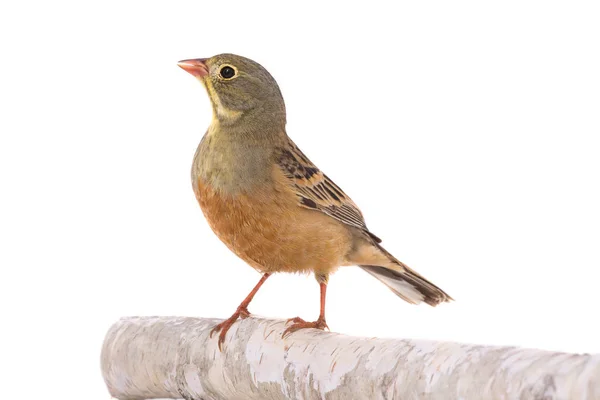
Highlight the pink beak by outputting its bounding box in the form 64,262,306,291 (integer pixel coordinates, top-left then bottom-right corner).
177,58,209,78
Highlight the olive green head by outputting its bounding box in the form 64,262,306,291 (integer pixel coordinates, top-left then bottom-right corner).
178,53,286,126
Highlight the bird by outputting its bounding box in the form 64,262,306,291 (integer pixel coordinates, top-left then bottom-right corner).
178,53,452,349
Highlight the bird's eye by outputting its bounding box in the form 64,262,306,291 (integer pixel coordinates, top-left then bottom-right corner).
219,66,236,79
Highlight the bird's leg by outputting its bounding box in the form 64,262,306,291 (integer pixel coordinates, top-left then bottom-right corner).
211,272,270,350
283,273,329,337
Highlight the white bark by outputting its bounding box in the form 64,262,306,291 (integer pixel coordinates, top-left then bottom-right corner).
101,316,599,400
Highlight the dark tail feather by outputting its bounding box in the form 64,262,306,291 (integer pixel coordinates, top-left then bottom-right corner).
360,265,453,306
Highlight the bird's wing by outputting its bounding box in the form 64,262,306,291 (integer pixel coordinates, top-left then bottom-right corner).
275,139,382,243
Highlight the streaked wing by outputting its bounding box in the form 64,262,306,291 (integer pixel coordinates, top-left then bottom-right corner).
275,139,381,243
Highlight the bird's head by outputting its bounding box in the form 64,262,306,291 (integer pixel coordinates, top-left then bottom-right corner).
178,53,286,128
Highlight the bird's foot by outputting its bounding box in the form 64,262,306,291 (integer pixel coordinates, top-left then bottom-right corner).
283,316,329,338
210,306,250,350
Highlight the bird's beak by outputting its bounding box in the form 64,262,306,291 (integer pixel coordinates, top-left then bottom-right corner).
177,58,209,78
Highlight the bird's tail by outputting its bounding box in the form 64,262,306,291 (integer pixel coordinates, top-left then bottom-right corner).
359,245,452,306
360,265,452,306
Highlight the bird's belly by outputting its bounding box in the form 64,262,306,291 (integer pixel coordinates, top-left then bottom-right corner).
194,177,352,274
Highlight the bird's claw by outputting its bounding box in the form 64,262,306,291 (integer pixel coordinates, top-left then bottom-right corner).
286,316,306,325
282,317,329,338
238,308,251,319
210,306,251,350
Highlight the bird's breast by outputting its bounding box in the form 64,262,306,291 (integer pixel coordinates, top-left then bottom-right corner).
192,169,353,274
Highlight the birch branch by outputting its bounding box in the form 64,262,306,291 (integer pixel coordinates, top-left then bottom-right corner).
101,316,599,400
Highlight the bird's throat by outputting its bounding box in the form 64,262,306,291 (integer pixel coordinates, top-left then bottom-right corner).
192,126,276,195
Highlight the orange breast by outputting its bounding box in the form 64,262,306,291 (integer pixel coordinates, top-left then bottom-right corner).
194,175,352,275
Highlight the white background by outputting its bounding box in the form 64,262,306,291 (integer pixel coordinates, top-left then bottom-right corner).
1,1,599,398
